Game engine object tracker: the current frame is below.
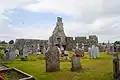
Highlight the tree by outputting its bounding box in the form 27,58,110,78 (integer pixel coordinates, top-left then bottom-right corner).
9,40,14,44
102,42,105,45
114,41,120,44
0,41,7,44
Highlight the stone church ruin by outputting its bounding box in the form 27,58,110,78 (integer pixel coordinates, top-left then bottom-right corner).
15,17,98,52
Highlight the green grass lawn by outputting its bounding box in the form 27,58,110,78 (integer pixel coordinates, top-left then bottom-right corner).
5,52,114,80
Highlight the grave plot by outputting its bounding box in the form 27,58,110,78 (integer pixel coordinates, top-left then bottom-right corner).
0,64,35,80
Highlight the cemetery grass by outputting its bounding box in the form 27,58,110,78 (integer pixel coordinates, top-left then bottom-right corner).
5,52,114,80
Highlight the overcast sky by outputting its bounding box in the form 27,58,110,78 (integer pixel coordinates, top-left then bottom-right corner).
0,0,120,43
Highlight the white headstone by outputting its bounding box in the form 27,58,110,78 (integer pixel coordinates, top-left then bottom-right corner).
23,45,29,57
96,46,100,58
15,49,19,56
42,47,46,55
37,43,40,50
91,45,96,59
88,47,92,59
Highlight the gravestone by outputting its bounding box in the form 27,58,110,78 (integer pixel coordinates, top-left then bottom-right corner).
113,44,120,80
106,41,111,54
9,49,16,60
23,45,29,57
71,57,82,72
15,49,19,56
64,50,69,59
88,47,92,59
106,47,111,54
45,46,60,72
42,46,46,55
95,46,100,58
91,45,96,59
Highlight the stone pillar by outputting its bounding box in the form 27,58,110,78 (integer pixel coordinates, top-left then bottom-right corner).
45,46,60,72
71,57,82,72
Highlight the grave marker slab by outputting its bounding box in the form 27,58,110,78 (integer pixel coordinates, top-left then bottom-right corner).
71,57,82,72
45,46,60,72
9,49,16,60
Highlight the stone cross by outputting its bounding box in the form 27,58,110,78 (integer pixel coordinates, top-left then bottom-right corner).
45,46,60,72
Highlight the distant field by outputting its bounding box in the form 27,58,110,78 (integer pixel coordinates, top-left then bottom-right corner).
5,52,114,80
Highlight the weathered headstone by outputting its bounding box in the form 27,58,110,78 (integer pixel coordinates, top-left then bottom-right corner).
9,49,16,60
71,57,82,72
113,44,120,80
106,47,111,54
45,46,60,72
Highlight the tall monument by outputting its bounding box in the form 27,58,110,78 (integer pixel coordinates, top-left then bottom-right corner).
49,17,66,49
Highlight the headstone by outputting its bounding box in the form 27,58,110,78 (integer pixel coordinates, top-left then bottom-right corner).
42,47,46,55
96,46,100,58
15,49,19,56
81,48,84,57
76,43,79,49
45,46,60,72
88,47,92,59
82,43,85,51
113,52,119,79
75,48,79,54
9,49,16,60
64,50,69,59
71,57,82,72
23,45,29,57
91,45,96,59
106,47,111,54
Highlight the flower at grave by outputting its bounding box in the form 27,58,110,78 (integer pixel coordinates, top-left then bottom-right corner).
69,54,76,59
0,73,5,79
72,54,76,57
76,53,80,57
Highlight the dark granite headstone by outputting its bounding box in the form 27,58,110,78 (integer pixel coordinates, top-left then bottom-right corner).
45,46,60,72
71,57,82,72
